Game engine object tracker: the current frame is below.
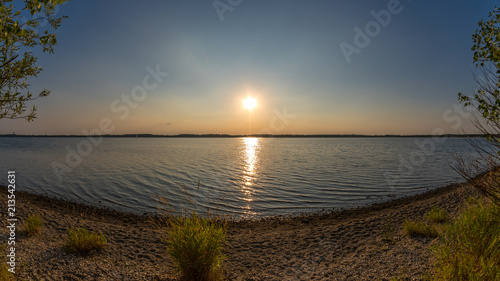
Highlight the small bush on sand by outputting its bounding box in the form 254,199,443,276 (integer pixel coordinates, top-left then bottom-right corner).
0,262,13,281
24,214,43,236
0,267,12,281
403,220,439,238
425,207,448,224
64,227,107,254
166,212,227,281
433,201,500,280
156,182,228,281
0,245,14,281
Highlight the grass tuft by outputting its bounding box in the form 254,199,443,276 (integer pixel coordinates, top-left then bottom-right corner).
0,262,13,281
403,220,439,238
166,212,227,281
156,182,228,281
432,200,500,280
425,206,449,223
0,266,12,281
0,245,14,281
64,227,107,254
24,214,43,236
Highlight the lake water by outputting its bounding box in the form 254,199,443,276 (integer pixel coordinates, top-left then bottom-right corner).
0,137,478,218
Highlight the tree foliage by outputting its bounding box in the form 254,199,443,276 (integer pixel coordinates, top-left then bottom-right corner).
458,7,500,138
0,0,67,121
456,7,500,207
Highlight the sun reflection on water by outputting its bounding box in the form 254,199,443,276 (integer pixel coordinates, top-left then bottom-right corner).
240,137,260,214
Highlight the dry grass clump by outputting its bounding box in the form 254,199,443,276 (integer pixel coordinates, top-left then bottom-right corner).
64,227,107,254
157,182,228,281
166,212,227,281
403,220,439,238
432,200,500,280
425,206,449,223
24,214,43,236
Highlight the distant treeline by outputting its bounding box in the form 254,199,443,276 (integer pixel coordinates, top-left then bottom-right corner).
0,133,491,138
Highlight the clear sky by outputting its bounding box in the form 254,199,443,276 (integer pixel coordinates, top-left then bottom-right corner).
0,0,495,135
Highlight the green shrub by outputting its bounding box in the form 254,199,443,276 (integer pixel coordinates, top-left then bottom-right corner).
425,207,448,223
403,220,439,238
166,212,227,281
433,201,500,280
466,196,482,206
0,263,13,281
24,214,43,236
0,245,14,281
64,227,107,254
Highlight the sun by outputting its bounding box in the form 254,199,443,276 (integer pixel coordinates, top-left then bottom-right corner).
243,97,257,110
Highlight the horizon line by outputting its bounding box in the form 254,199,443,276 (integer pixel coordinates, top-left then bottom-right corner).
0,133,486,138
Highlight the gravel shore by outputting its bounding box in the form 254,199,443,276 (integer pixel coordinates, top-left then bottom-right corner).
0,182,476,280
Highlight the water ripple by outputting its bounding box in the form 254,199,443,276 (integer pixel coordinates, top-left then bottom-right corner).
0,137,482,218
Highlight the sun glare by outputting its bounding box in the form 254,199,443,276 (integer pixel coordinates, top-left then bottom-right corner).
243,97,257,110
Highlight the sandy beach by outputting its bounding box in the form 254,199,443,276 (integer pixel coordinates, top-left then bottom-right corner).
0,182,477,280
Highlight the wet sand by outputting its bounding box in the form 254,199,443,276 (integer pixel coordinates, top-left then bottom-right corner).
0,181,477,280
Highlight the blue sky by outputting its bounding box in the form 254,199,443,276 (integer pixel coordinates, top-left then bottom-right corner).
0,0,495,135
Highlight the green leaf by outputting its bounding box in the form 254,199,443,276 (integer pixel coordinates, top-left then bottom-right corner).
0,0,67,122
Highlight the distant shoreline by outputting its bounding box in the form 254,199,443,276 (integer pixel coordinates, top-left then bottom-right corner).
0,133,488,138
